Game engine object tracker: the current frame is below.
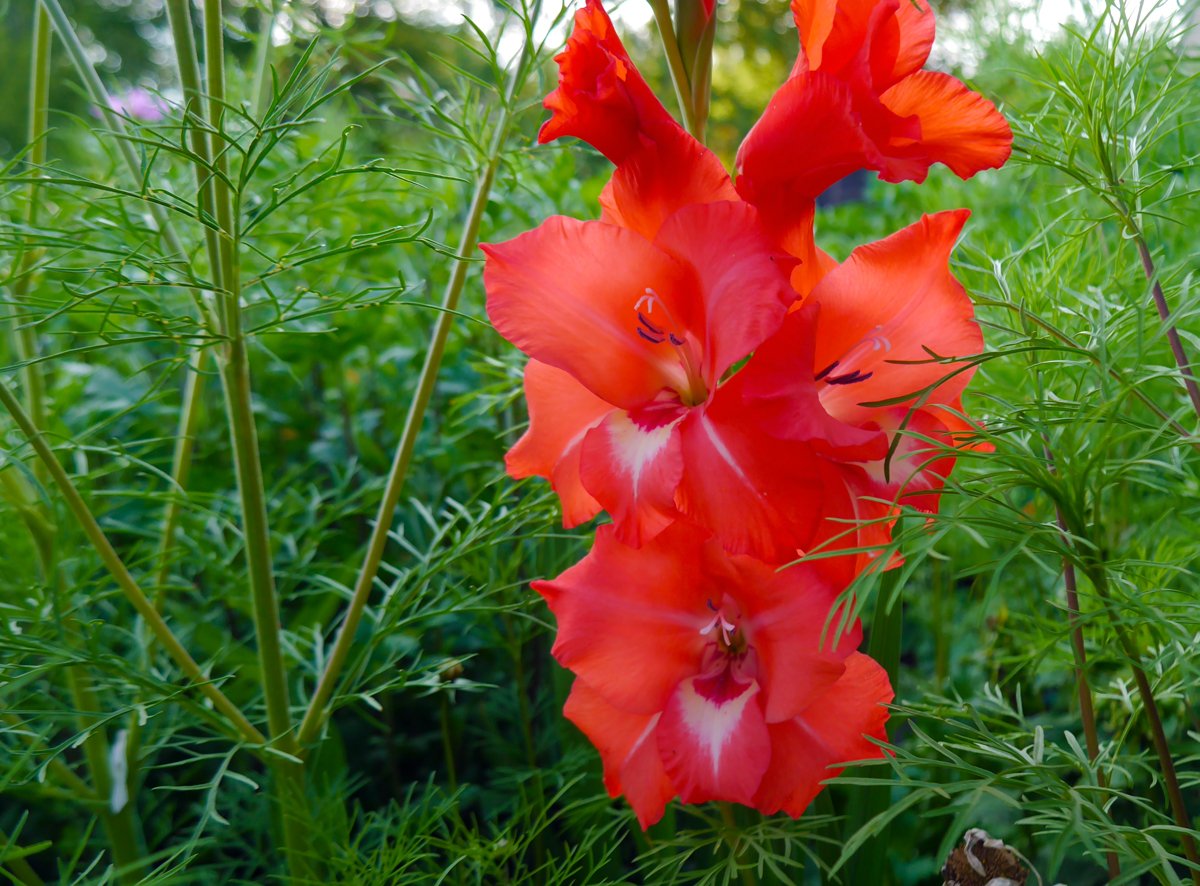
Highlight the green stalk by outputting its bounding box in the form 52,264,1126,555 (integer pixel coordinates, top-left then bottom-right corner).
249,0,280,119
647,0,697,138
13,17,144,875
0,826,46,886
202,3,308,877
0,376,266,746
9,5,52,437
843,567,902,886
295,4,543,747
151,351,207,605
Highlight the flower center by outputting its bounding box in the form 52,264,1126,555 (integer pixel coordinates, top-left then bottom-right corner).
635,289,708,406
696,598,757,703
814,325,891,387
699,600,750,659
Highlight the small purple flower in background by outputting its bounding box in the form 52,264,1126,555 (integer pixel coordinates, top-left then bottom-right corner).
97,87,169,122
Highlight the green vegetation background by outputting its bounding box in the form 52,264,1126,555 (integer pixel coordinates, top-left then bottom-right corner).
1,1,1197,883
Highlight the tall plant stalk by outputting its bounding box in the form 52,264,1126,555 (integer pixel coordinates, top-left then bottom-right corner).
9,5,52,436
8,12,146,878
1043,442,1120,879
296,2,544,747
198,1,308,877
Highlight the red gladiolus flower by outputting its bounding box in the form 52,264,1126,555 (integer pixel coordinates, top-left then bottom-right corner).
539,0,683,164
736,0,1013,202
485,199,890,560
538,524,892,827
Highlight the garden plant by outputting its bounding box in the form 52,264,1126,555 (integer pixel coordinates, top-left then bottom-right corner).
0,0,1198,884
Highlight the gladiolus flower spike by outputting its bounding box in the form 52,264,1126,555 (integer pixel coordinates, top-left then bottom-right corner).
482,0,1008,828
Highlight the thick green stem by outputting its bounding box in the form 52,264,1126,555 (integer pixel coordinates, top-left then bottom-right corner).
1084,563,1199,882
249,0,280,118
296,6,542,747
844,567,902,886
647,0,697,138
9,5,52,436
0,376,266,745
202,4,308,877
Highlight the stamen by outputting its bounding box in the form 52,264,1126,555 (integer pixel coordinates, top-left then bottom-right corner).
637,311,664,336
816,328,889,387
825,369,874,385
633,288,708,405
814,360,839,381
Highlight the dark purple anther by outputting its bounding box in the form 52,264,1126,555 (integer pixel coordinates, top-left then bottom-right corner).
814,360,839,381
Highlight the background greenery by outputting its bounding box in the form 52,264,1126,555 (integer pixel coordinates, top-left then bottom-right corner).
1,0,1198,883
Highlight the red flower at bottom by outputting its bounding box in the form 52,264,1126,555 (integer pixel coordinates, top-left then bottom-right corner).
536,524,892,827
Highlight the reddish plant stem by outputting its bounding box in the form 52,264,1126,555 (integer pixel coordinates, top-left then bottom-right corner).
1133,234,1200,421
1051,507,1120,879
1084,562,1200,883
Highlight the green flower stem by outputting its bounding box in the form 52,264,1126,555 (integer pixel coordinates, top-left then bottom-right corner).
152,351,208,605
0,827,45,886
844,567,902,886
14,17,144,875
164,0,225,299
249,0,280,119
647,0,698,138
0,376,266,746
1084,562,1200,882
202,4,308,877
717,804,754,886
9,5,52,438
295,4,542,747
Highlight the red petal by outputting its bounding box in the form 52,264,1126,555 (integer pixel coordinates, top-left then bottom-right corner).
753,651,892,817
675,404,826,562
657,676,771,806
599,125,738,242
482,216,693,410
736,71,877,204
877,0,936,86
735,304,888,461
737,555,861,722
564,680,675,828
506,360,609,527
539,0,683,164
810,210,982,427
534,524,714,715
652,202,796,383
578,410,684,547
879,70,1013,182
